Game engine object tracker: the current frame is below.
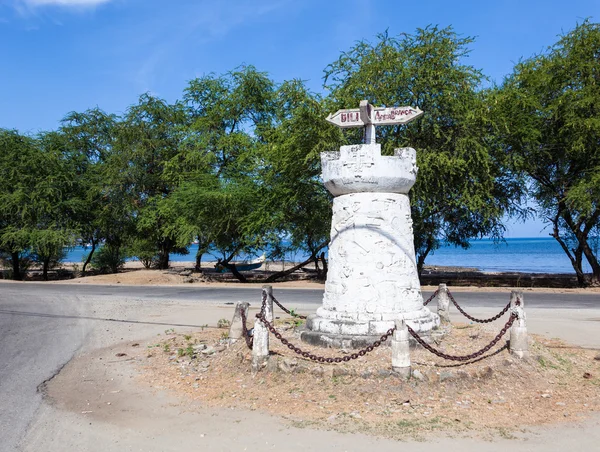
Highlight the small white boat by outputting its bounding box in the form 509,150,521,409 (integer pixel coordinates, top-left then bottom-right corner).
216,254,266,272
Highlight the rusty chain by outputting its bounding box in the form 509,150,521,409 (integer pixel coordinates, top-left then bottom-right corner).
406,312,516,362
256,310,395,364
242,289,520,363
240,307,253,350
447,290,511,323
272,294,307,319
423,289,440,306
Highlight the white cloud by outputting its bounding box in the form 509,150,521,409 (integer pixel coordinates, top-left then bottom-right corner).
20,0,113,7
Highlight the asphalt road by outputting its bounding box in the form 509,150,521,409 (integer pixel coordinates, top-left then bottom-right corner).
1,281,599,308
0,281,599,452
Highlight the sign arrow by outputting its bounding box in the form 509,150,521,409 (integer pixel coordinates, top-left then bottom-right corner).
370,106,423,125
325,108,364,128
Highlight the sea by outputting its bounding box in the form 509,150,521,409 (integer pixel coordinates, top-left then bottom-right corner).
65,237,596,274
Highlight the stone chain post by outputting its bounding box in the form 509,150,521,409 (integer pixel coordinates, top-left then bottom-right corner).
509,290,529,358
252,285,273,373
228,301,249,342
391,318,411,378
437,283,451,323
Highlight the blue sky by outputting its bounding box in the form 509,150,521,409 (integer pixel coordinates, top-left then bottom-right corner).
1,0,598,237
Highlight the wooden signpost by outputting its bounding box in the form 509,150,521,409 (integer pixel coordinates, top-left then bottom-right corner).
326,100,423,144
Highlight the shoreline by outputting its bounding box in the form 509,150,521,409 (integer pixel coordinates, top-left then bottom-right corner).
2,260,596,292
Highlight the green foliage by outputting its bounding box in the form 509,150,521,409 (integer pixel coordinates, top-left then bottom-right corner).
6,23,598,284
89,244,127,274
323,26,526,273
491,20,600,285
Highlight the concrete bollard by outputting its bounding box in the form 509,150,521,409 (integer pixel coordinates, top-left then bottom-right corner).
391,319,411,379
509,290,529,359
437,283,451,323
229,301,250,342
252,285,274,373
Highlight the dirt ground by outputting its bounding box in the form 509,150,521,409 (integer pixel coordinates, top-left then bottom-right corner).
23,284,600,452
126,316,600,441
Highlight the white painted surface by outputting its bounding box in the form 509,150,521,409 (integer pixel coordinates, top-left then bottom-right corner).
325,108,364,128
371,106,423,125
309,143,439,337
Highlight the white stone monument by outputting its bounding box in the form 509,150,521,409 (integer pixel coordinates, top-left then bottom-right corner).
301,101,440,348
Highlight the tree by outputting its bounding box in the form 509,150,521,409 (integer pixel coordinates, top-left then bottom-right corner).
0,129,76,280
323,26,525,275
0,129,40,280
253,80,343,281
59,108,119,273
491,21,600,286
113,94,189,270
174,66,277,280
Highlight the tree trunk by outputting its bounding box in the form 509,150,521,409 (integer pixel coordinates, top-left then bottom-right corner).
82,239,97,274
11,252,22,281
157,244,170,270
219,261,248,283
581,239,600,286
551,232,586,286
42,257,50,281
416,237,434,279
195,251,203,273
264,255,316,283
319,252,328,280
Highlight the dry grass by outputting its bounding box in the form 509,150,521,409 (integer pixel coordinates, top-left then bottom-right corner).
137,318,600,440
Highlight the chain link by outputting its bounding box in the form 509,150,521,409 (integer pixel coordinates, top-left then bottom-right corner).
423,289,440,306
242,290,519,364
272,295,307,319
240,307,253,350
406,312,516,362
256,311,395,363
447,290,511,323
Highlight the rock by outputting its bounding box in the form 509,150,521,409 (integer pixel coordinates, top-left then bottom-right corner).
377,369,392,378
279,358,298,373
333,366,350,377
541,393,552,398
556,402,566,406
360,371,372,379
213,345,227,353
411,369,427,382
193,344,207,352
478,366,494,379
456,370,469,380
349,411,362,419
311,366,324,377
183,277,195,284
439,371,455,382
266,358,279,373
583,372,593,379
594,354,600,361
180,270,192,277
327,414,339,424
201,346,216,355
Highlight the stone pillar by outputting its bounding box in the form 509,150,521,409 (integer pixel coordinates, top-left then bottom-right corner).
229,301,250,342
301,144,439,348
509,290,529,358
391,319,411,378
252,286,274,373
437,284,451,323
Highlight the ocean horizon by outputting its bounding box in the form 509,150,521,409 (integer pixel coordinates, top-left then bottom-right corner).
64,237,596,275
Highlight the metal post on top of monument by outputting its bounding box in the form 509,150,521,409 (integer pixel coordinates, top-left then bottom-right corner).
302,99,436,349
